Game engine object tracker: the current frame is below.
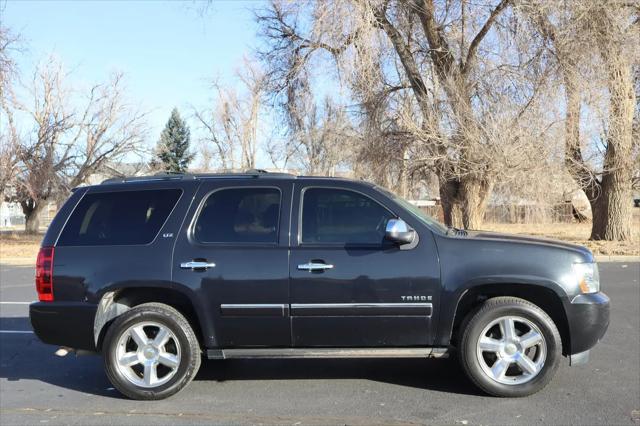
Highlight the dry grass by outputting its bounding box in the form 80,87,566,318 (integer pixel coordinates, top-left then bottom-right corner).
0,232,42,264
482,211,640,256
482,223,639,256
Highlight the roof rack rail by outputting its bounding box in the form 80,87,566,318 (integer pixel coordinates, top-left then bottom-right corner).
101,173,194,184
154,171,184,176
101,170,296,184
241,169,296,178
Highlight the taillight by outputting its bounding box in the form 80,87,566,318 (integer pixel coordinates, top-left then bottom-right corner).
35,246,54,302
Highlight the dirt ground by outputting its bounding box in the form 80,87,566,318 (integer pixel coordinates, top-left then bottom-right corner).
1,213,638,264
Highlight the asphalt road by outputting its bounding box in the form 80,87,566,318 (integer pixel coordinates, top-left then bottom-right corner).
0,262,638,425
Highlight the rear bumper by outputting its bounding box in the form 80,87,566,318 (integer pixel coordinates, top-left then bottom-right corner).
566,292,610,355
29,302,98,351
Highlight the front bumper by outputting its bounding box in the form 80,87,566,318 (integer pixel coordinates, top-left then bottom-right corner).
565,292,610,355
30,302,98,351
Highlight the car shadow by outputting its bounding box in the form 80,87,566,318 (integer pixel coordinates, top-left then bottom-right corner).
196,357,482,396
0,317,482,398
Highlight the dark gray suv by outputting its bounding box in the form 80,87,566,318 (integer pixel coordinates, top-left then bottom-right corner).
29,171,610,400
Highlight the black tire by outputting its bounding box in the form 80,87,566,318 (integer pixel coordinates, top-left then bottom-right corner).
459,297,562,397
103,303,201,400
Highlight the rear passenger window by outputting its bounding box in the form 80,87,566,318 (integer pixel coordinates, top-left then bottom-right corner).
58,189,182,246
194,188,281,244
301,188,393,245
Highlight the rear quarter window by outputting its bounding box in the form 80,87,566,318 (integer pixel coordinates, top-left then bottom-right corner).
57,189,182,246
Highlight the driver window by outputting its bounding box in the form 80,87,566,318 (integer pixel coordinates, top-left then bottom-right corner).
301,188,393,245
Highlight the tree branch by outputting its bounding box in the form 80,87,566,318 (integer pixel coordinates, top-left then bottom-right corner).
462,0,511,75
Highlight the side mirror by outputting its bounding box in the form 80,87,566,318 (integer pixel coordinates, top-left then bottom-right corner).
384,218,415,245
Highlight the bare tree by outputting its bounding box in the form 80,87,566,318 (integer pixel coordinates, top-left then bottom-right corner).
528,0,639,240
11,58,148,232
0,103,21,200
354,85,424,196
0,24,21,98
194,59,266,171
277,63,355,175
257,0,549,229
0,25,22,199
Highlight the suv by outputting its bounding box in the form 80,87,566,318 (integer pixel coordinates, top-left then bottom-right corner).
30,171,610,400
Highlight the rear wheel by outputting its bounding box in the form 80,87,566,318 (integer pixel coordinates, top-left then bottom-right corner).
459,297,561,397
103,303,201,400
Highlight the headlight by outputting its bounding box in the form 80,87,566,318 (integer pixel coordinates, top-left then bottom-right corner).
572,262,600,294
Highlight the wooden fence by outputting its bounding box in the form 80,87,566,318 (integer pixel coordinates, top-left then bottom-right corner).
419,203,577,224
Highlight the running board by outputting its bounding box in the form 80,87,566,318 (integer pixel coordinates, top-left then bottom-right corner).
206,348,449,360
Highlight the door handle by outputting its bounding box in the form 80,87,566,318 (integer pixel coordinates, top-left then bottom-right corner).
180,261,216,270
297,262,334,271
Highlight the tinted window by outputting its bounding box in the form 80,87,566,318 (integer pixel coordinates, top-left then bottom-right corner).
301,188,393,244
194,188,281,244
58,189,182,246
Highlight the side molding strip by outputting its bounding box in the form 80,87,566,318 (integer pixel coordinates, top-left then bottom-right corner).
220,304,287,317
290,302,432,317
219,302,433,317
208,347,449,359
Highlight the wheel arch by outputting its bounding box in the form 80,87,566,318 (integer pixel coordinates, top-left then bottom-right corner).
449,283,571,356
94,286,208,351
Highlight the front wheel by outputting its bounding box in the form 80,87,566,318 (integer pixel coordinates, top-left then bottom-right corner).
459,297,562,397
103,303,201,400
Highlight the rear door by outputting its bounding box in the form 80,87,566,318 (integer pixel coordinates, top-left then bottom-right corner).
289,182,441,347
172,179,292,348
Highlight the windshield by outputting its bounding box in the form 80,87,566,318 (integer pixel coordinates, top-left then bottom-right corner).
374,186,448,234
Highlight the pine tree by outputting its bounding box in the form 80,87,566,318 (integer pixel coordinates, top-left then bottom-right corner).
155,108,193,173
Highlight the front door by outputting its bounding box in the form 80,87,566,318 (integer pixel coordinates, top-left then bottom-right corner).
289,184,441,347
173,180,292,347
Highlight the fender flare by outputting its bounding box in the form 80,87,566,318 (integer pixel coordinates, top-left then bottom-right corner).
436,274,570,347
93,284,216,349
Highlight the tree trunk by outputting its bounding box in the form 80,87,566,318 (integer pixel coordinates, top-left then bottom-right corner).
590,40,635,241
438,172,492,230
439,177,463,228
589,142,634,241
451,203,463,229
590,173,633,240
562,70,602,226
563,70,588,188
561,60,634,241
460,176,492,230
21,199,44,234
399,146,408,198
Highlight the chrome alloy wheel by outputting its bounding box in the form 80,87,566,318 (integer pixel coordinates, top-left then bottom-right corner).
475,316,546,385
115,321,181,388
